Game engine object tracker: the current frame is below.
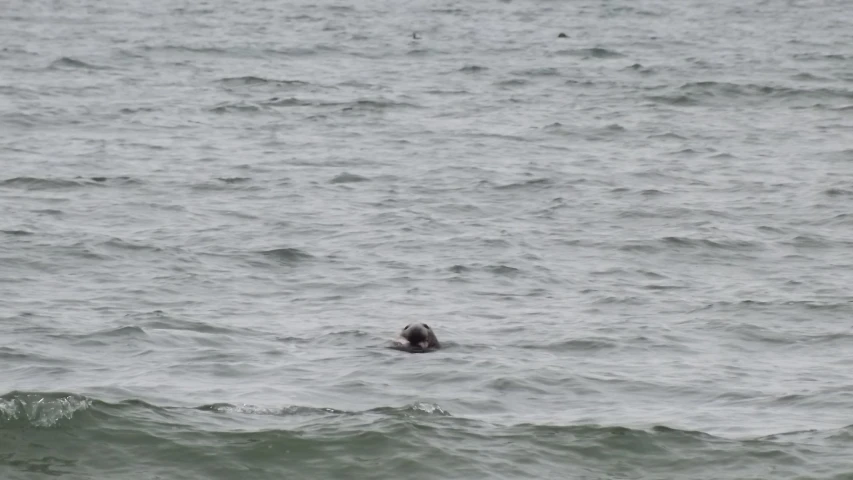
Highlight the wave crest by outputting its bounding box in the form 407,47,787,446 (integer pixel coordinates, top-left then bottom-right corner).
0,391,93,428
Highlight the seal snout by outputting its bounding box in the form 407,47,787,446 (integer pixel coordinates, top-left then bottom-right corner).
394,322,441,353
406,325,428,345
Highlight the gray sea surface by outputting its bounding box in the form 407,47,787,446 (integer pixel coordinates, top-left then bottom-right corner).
2,0,853,478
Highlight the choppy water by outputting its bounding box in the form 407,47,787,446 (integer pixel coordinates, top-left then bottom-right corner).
2,0,853,478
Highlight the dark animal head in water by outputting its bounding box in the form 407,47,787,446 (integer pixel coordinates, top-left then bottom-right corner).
397,322,440,352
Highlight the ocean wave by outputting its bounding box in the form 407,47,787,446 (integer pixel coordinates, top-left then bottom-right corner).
0,392,452,431
190,178,263,191
494,178,553,190
131,312,249,336
199,402,450,418
518,338,619,351
330,172,370,184
459,65,488,73
86,175,141,184
258,247,314,263
495,78,529,87
3,391,852,478
0,391,93,428
646,81,853,106
48,57,112,70
262,96,315,107
555,47,624,59
142,44,238,56
209,101,265,113
340,99,422,111
624,62,656,74
510,67,561,77
264,45,340,57
661,236,764,251
119,106,158,114
211,97,420,113
443,263,525,277
793,53,850,62
0,176,89,190
64,325,148,340
218,76,311,88
2,229,34,236
424,88,471,95
616,234,764,253
825,187,853,197
369,402,452,417
646,94,699,106
486,265,522,276
197,403,348,416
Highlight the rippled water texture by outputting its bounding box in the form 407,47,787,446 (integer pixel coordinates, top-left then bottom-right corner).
2,0,853,478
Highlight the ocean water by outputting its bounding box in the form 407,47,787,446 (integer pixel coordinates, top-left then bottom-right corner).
2,0,853,478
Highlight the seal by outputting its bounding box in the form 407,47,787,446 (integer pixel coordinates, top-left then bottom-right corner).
392,322,440,353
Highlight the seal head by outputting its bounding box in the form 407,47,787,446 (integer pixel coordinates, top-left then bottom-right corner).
394,322,440,353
